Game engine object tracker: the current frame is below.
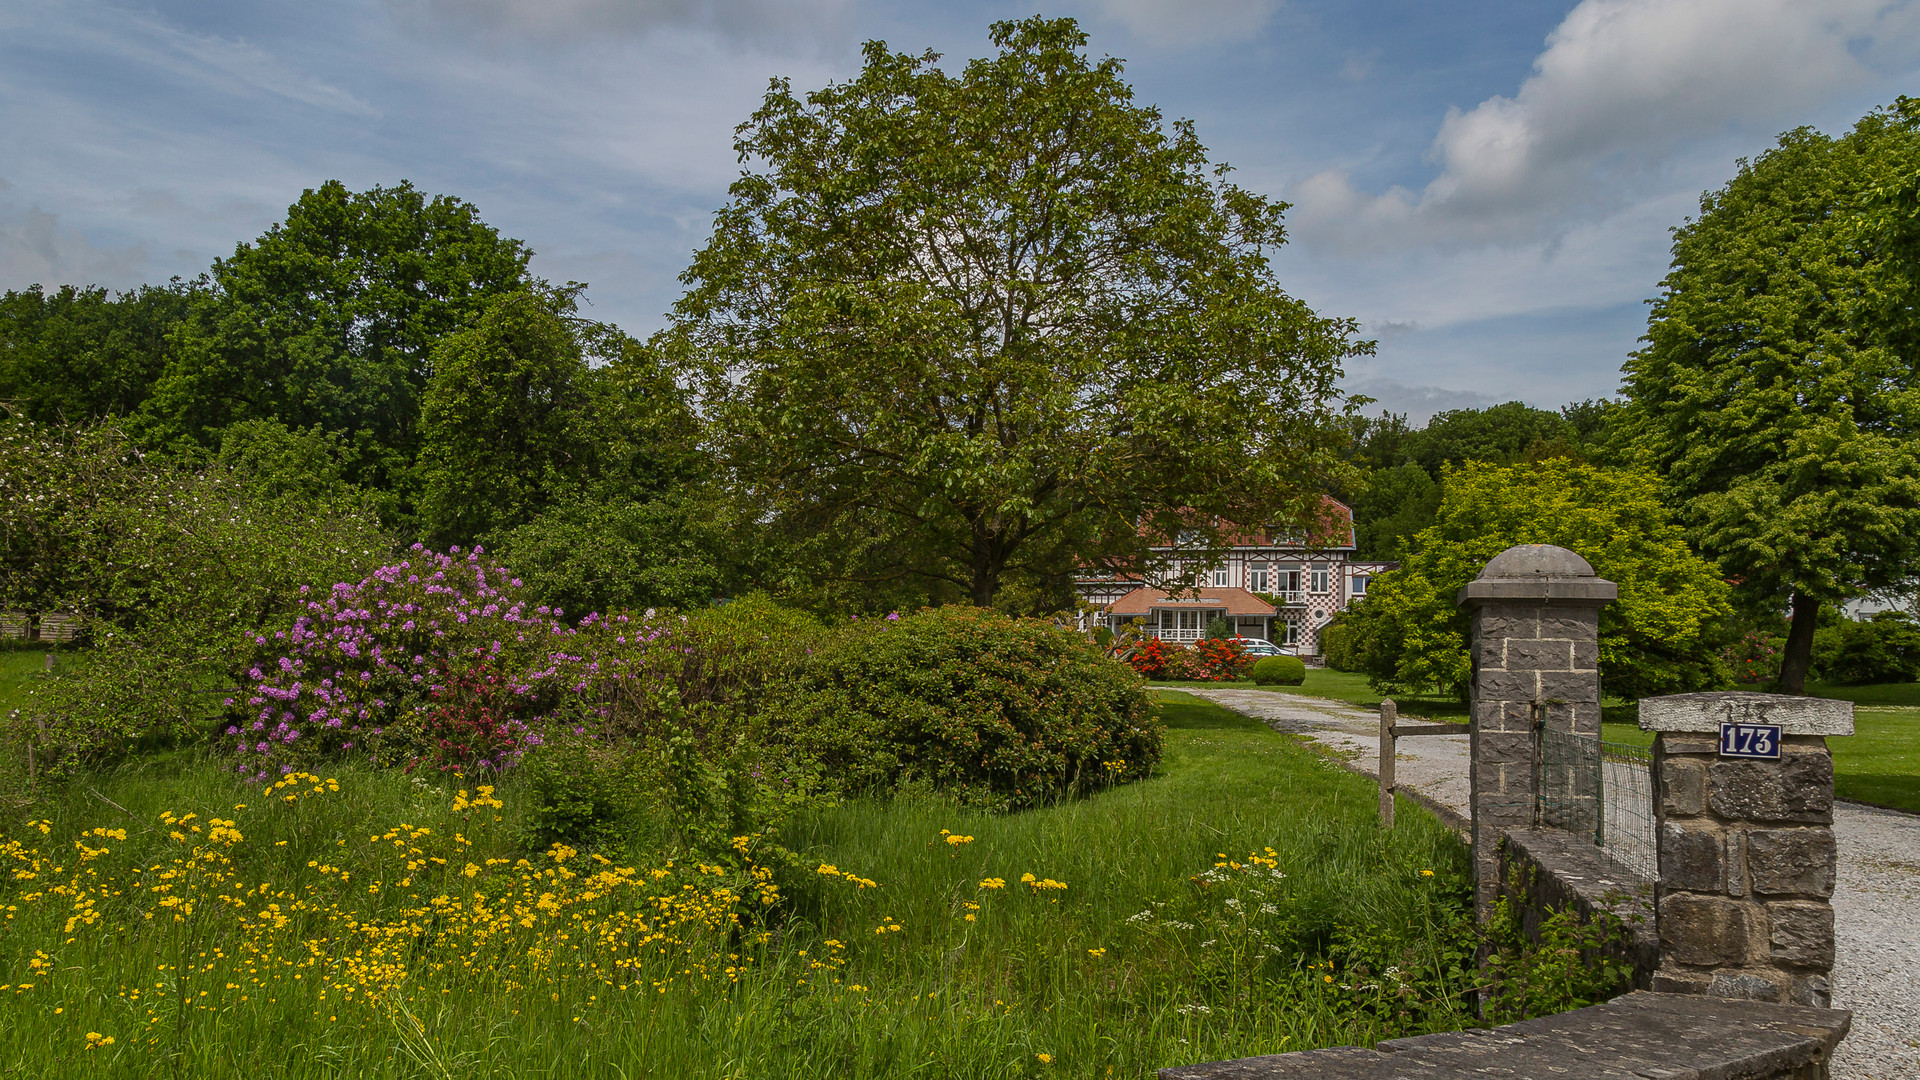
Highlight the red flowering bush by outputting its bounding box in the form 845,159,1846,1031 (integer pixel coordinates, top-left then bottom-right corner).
1127,637,1178,679
1188,637,1252,681
414,662,533,772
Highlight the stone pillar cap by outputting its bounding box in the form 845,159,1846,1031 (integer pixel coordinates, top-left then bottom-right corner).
1456,544,1619,608
1638,691,1854,736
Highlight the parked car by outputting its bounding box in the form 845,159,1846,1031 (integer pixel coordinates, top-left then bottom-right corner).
1229,637,1295,657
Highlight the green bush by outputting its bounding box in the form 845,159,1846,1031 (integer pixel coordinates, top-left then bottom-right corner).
1251,656,1306,686
516,736,634,850
1812,611,1920,684
1320,614,1358,672
1204,617,1235,640
766,606,1160,810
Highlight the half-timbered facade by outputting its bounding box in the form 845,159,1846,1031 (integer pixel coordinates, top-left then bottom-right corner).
1075,498,1378,656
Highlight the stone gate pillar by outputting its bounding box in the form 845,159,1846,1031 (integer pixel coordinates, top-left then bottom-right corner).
1640,692,1851,1007
1457,545,1616,921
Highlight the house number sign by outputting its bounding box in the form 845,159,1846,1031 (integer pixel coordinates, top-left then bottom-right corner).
1718,721,1782,760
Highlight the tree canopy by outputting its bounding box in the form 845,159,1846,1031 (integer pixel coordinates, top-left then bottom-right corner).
137,180,537,517
669,17,1368,610
0,282,190,424
1621,104,1920,691
1341,460,1731,701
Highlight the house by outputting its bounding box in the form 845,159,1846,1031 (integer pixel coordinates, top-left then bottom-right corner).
1076,498,1391,656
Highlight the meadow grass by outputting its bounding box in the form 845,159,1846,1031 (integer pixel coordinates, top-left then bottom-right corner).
0,648,50,714
0,691,1476,1079
1601,711,1920,815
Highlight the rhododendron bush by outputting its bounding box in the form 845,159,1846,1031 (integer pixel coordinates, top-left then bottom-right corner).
229,545,680,779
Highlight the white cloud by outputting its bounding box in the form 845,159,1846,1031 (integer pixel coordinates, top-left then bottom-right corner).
1073,0,1281,47
394,0,853,45
1291,0,1920,253
0,202,149,288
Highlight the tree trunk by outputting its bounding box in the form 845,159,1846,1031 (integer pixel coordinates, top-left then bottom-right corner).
1777,591,1820,694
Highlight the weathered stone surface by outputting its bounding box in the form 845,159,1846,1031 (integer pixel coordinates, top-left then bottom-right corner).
1639,692,1854,736
1789,973,1832,1009
1659,822,1724,892
1158,992,1852,1080
1659,757,1708,817
1572,637,1600,669
1502,828,1658,988
1707,971,1785,1002
1649,969,1710,995
1660,732,1719,755
1474,668,1538,700
1472,730,1532,767
1472,609,1538,643
1660,894,1752,966
1537,669,1603,703
1708,757,1834,823
1505,637,1572,671
1768,902,1836,968
1539,610,1602,638
1746,829,1836,897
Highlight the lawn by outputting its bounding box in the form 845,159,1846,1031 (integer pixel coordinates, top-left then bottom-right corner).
0,690,1479,1078
1156,669,1472,723
0,648,49,714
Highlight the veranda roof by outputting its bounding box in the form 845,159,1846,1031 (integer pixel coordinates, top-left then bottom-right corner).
1103,587,1277,618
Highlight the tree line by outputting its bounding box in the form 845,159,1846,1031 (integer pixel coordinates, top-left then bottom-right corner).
5,19,1920,694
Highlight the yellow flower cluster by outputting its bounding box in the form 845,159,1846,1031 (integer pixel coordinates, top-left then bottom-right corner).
1019,873,1066,891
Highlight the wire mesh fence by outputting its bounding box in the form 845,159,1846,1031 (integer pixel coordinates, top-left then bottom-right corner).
1537,727,1656,881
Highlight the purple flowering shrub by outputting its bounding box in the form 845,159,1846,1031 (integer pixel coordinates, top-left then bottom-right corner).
228,544,679,779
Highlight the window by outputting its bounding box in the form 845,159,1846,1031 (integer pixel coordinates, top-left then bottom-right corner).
1249,565,1269,593
1351,575,1369,596
1275,569,1301,596
1211,566,1231,588
1309,568,1329,594
1277,619,1299,646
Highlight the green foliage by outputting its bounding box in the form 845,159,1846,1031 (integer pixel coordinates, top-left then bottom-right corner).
490,489,729,616
516,736,634,850
670,17,1366,610
1482,866,1637,1023
1251,656,1306,686
416,290,605,545
1204,617,1235,640
1349,460,1732,700
1406,402,1577,475
1319,615,1359,673
1812,611,1920,684
1622,104,1920,690
767,606,1160,810
1350,462,1440,561
138,179,536,516
0,282,190,424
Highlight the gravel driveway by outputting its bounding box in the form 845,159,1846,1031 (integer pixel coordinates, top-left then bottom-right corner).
1162,685,1920,1080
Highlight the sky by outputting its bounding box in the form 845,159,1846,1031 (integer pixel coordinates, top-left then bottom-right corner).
3,0,1918,423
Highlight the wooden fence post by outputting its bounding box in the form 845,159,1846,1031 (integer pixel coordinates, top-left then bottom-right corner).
1378,698,1397,827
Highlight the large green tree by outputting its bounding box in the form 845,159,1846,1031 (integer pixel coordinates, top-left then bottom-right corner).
668,18,1367,610
137,180,536,515
1344,460,1731,700
1622,106,1920,692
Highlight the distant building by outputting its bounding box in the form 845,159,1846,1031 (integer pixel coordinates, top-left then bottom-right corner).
1075,498,1394,656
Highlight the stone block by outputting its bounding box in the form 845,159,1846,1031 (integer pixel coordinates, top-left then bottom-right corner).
1659,757,1708,817
1572,638,1600,670
1707,971,1785,1002
1473,730,1532,768
1659,894,1752,966
1538,610,1600,637
1746,829,1835,897
1505,638,1572,671
1658,822,1723,892
1473,608,1539,642
1708,757,1834,823
1536,669,1600,703
1767,902,1834,968
1649,970,1710,995
1788,973,1831,1009
1475,668,1538,700
1659,732,1718,755
1639,691,1853,736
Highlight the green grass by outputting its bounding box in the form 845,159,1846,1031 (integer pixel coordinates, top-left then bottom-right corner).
0,648,51,714
0,691,1479,1078
1805,680,1920,707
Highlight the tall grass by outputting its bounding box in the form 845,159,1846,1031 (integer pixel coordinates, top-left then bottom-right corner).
0,692,1475,1078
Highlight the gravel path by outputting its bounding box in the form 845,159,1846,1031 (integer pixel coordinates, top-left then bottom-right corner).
1163,685,1920,1080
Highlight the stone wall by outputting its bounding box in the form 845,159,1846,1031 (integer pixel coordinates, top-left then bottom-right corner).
1159,992,1851,1079
1642,692,1850,1008
1500,828,1658,990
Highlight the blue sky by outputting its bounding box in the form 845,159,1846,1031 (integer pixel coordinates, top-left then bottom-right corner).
4,0,1917,421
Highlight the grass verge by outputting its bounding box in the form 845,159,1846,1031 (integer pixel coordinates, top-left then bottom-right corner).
0,691,1478,1078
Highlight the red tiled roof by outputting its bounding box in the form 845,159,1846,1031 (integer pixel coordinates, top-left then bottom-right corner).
1102,587,1278,617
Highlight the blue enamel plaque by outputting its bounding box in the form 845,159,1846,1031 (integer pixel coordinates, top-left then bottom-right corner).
1718,721,1782,760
